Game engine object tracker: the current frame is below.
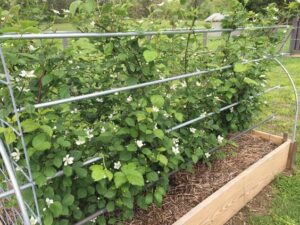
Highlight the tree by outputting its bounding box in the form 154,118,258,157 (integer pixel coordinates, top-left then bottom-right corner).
239,0,289,12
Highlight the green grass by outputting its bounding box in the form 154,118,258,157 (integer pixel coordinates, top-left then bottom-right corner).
247,56,300,225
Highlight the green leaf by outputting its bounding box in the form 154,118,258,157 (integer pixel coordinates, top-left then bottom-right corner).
150,95,164,108
63,166,73,177
49,202,63,218
114,172,127,188
143,50,158,62
32,133,51,151
53,157,62,168
90,165,106,181
157,154,168,165
21,119,39,133
106,201,115,212
40,125,53,137
244,77,259,86
57,137,71,148
44,212,53,225
127,143,137,152
125,117,135,127
69,0,82,15
4,129,16,145
126,170,144,186
174,112,183,122
234,63,248,73
62,194,74,206
154,129,164,140
74,167,87,178
146,172,159,182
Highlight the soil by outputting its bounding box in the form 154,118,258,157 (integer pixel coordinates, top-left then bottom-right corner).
126,133,279,225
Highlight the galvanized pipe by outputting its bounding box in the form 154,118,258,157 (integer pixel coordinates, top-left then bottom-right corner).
0,25,289,40
0,139,31,225
166,86,281,132
18,56,277,111
274,58,298,142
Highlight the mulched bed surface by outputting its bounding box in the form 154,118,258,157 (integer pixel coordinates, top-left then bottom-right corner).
126,133,278,225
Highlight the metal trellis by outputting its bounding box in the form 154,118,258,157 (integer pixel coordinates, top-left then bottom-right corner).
0,25,297,225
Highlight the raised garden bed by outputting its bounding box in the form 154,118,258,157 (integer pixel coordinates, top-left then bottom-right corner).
126,130,291,225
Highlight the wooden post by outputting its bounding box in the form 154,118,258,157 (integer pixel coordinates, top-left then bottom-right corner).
286,141,297,172
290,17,300,55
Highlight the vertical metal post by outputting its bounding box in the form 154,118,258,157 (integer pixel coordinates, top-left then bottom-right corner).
0,47,41,223
274,58,298,171
202,32,207,47
0,139,31,225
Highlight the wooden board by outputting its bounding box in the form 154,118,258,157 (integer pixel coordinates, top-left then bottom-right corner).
173,133,291,225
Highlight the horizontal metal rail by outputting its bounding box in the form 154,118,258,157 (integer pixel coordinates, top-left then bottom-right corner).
166,85,281,132
0,157,103,199
0,86,280,199
0,25,289,40
74,114,276,225
18,56,278,111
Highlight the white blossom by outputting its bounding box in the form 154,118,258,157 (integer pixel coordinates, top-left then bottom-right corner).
108,114,113,119
214,96,221,101
127,95,133,102
52,9,60,14
157,2,165,6
205,152,211,158
90,21,96,27
152,106,159,112
164,112,170,118
28,45,37,51
136,140,144,148
62,9,70,13
75,139,85,146
217,135,224,144
68,60,73,64
70,108,78,114
101,127,106,133
172,146,180,155
114,161,121,170
43,208,46,212
84,128,94,140
63,154,74,166
170,84,177,90
19,70,36,78
230,107,234,113
172,138,180,155
96,98,103,102
200,112,207,118
30,216,38,225
11,148,20,161
114,92,119,95
53,126,57,130
181,81,187,88
45,198,54,208
196,81,201,87
190,128,196,134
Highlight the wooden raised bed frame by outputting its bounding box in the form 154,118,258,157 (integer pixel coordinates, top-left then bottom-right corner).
173,130,292,225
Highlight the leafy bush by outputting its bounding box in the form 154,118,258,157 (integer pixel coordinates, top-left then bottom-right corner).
0,0,288,224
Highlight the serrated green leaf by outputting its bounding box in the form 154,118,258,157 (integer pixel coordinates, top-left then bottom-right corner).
150,95,164,108
157,154,168,165
143,50,158,62
114,172,127,188
154,129,164,140
234,63,248,73
62,194,74,206
21,119,39,133
32,133,51,151
49,202,63,218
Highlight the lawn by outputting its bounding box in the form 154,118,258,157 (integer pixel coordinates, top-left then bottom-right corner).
247,56,300,225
